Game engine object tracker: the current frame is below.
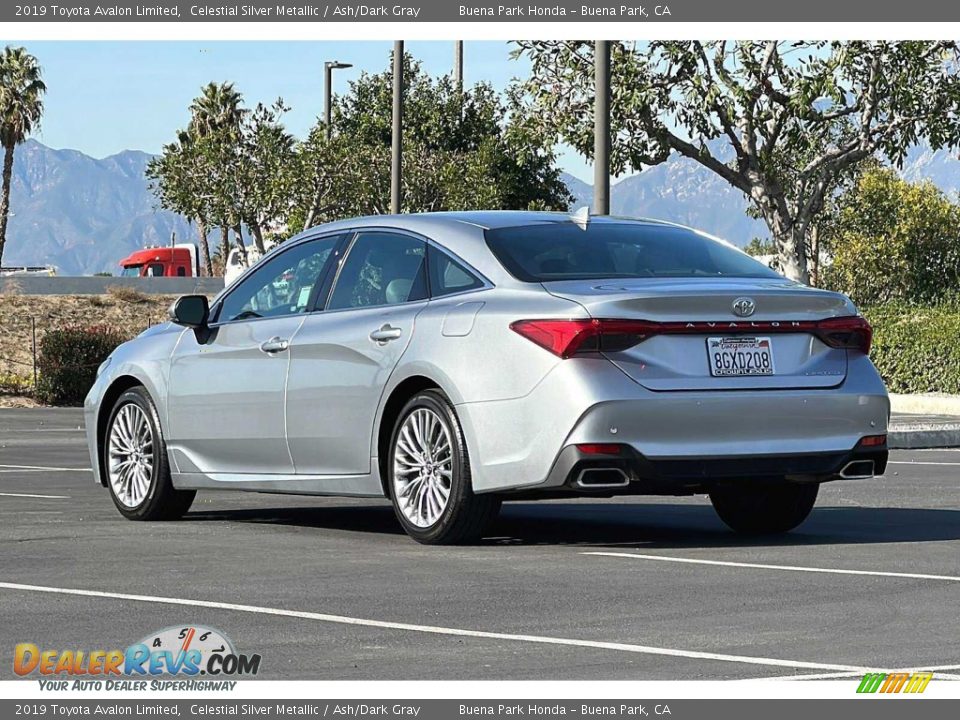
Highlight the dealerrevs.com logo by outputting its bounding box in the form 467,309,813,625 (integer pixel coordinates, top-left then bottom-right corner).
14,625,261,690
857,672,933,694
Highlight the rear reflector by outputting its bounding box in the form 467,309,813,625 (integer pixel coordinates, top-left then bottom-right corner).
859,434,887,447
576,443,624,455
511,315,873,358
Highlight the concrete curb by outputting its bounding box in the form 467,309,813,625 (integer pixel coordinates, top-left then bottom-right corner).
890,393,960,416
889,424,960,449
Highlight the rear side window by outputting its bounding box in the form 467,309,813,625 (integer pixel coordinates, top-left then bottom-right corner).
328,232,427,310
485,223,779,282
428,248,484,297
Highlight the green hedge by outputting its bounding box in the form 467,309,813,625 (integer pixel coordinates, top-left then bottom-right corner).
865,302,960,394
35,326,129,406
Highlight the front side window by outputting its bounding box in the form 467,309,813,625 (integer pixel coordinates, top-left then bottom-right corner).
148,264,165,277
485,223,780,282
217,236,340,322
328,232,427,310
428,248,484,297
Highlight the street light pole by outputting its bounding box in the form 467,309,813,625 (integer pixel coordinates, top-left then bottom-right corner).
454,41,463,94
593,40,611,216
324,60,353,140
391,41,404,214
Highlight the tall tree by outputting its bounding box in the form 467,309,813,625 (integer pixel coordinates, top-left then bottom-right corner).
150,91,294,261
0,46,45,266
188,82,244,137
292,56,570,230
236,101,295,252
146,131,216,275
189,82,246,268
514,41,960,283
822,167,960,305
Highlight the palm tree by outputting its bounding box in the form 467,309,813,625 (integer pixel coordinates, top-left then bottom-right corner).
0,47,45,266
187,83,253,259
189,82,244,137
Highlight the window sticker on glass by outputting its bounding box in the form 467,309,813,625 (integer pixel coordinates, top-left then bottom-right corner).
296,286,312,309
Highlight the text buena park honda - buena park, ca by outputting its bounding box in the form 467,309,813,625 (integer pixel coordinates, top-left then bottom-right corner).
460,4,671,17
461,706,672,716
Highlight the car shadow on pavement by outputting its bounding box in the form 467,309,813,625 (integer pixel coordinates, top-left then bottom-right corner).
489,502,960,548
184,500,960,549
185,502,409,535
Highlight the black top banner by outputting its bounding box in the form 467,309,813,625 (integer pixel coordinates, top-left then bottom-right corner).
3,0,957,22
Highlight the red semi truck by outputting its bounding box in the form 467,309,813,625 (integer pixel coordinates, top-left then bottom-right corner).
119,244,199,277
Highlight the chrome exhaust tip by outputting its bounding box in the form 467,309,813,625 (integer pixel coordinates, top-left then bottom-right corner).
575,468,630,489
840,459,875,479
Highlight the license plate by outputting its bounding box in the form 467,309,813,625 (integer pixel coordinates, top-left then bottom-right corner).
707,337,775,377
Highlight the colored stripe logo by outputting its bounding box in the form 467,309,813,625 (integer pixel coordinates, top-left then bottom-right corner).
857,672,933,694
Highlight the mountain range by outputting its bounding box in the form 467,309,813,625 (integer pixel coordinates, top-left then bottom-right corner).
3,139,960,275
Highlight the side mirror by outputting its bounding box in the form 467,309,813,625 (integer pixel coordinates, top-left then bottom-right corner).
168,295,209,328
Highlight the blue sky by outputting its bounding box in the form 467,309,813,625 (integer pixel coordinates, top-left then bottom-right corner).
12,41,593,182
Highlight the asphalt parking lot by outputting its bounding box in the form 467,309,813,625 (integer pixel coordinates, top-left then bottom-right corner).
2,407,959,682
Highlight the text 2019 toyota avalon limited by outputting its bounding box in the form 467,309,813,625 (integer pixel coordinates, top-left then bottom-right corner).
84,211,889,544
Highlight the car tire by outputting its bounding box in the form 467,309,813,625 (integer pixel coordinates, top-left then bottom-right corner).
709,482,819,535
387,389,500,545
104,387,195,521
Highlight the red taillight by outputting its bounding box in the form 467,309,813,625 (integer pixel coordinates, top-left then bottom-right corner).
576,443,623,455
509,319,598,358
859,434,887,447
509,319,658,358
814,315,873,355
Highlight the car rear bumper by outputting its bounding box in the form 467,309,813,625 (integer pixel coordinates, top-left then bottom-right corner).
527,442,888,496
457,354,890,493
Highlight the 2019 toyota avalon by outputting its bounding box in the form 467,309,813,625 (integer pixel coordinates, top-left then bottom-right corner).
84,211,889,544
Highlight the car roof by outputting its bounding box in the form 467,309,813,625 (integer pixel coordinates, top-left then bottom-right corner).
242,211,697,295
318,210,676,232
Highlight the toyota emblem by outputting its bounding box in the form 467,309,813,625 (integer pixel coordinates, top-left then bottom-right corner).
732,297,756,317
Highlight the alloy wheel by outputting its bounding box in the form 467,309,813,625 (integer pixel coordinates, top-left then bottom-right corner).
107,403,155,508
392,408,453,527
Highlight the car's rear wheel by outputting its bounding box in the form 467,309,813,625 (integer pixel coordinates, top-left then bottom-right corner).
104,387,195,521
387,389,500,544
709,482,819,535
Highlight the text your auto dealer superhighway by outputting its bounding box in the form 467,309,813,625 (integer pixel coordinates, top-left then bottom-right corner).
189,4,422,16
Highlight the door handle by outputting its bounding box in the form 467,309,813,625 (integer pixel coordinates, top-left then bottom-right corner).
260,336,289,354
369,324,403,343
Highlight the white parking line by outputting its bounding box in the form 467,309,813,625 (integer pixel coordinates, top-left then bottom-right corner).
583,552,960,583
0,464,91,472
0,492,70,499
888,461,960,467
0,580,902,675
3,428,84,433
759,664,960,681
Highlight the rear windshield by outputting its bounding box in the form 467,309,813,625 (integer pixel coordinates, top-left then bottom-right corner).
485,223,779,282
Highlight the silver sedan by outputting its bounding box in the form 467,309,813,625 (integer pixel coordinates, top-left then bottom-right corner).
84,212,889,544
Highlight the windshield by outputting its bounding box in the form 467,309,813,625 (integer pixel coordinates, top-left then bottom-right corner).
120,265,143,277
485,223,780,282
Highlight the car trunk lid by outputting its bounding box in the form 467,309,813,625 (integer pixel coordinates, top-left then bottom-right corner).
543,278,855,391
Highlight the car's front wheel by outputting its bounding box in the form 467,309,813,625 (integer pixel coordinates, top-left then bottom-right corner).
709,482,819,535
104,387,195,520
387,389,500,544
